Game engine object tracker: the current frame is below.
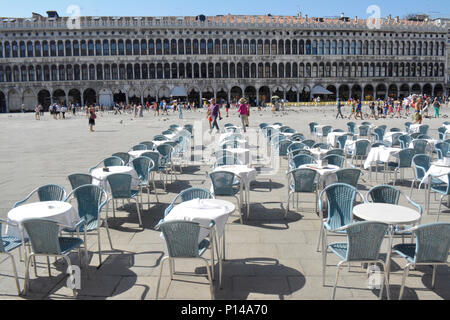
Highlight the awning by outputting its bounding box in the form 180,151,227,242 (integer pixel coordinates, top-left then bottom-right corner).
171,86,187,97
311,86,333,95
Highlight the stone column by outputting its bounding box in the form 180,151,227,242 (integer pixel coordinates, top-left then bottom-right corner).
5,96,8,113
141,95,144,105
199,91,203,107
125,91,129,105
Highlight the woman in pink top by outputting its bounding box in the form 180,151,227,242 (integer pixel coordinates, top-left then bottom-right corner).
237,98,248,133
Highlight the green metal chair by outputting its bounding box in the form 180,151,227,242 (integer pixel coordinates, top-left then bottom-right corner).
68,174,93,191
0,219,22,295
13,184,66,208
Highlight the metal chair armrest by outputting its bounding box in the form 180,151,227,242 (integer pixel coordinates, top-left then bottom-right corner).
0,218,18,227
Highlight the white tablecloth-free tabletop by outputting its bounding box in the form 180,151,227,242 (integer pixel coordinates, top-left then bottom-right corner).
299,164,339,187
421,163,450,185
364,147,401,169
163,199,236,242
128,150,150,161
353,203,421,225
327,132,347,148
6,201,79,238
91,166,139,191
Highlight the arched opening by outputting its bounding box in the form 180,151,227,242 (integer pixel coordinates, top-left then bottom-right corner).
399,84,409,99
388,84,398,99
23,89,35,111
351,85,362,100
216,88,227,104
83,88,97,106
201,87,214,104
299,86,310,102
434,84,444,97
258,86,270,105
158,87,171,102
38,89,51,110
326,85,337,101
8,89,21,112
230,86,243,103
52,89,66,105
143,88,156,104
188,88,200,105
113,91,126,104
423,83,432,97
286,87,297,102
0,91,6,113
244,86,257,106
411,84,421,95
128,89,141,105
68,89,81,105
363,85,374,101
338,85,349,101
375,84,386,100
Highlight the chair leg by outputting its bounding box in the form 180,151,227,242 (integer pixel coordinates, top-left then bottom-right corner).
399,264,411,300
432,265,437,288
285,192,291,219
97,230,102,266
316,224,323,252
104,219,114,250
47,256,51,277
23,254,33,295
152,176,159,202
136,198,143,227
155,257,168,300
332,262,343,300
382,263,391,300
437,196,443,222
7,253,21,295
322,231,328,286
202,258,215,300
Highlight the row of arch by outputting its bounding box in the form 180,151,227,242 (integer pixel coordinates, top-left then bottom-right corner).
0,83,445,113
0,61,445,83
0,38,445,58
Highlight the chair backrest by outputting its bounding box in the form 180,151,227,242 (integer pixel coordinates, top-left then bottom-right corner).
183,125,193,134
345,221,389,262
320,183,357,230
391,133,403,147
354,140,371,156
132,157,154,184
302,139,316,148
398,135,412,149
418,124,429,135
273,122,283,126
162,130,174,136
159,221,202,258
308,122,318,134
280,126,291,132
396,148,415,168
289,133,305,142
67,184,107,225
322,155,345,168
358,125,369,137
413,223,450,264
153,135,169,141
412,154,431,180
435,142,450,160
289,154,314,169
312,143,328,150
322,126,332,137
141,152,160,169
347,122,356,134
112,152,131,164
288,142,307,153
139,142,154,150
289,168,318,192
325,149,345,157
68,174,93,190
437,127,447,140
373,128,384,142
377,125,387,133
157,144,174,165
22,219,62,255
335,169,361,187
417,134,431,140
337,135,348,150
333,129,345,133
412,139,428,155
132,144,147,151
106,173,132,199
37,184,66,202
179,188,214,202
361,122,371,126
390,128,401,133
169,124,180,130
371,142,386,148
278,140,292,156
410,132,421,140
283,128,296,134
259,123,268,130
104,156,125,167
209,171,239,196
366,185,400,205
289,149,312,159
404,122,412,132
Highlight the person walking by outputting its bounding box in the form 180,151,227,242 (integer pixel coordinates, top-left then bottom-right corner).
88,106,96,132
35,105,40,120
209,98,221,134
336,98,344,119
237,98,248,133
368,101,377,120
178,102,183,119
61,104,67,119
433,98,441,118
348,100,355,119
354,99,363,120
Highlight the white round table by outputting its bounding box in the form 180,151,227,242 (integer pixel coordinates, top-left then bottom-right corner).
7,201,79,238
91,166,139,191
213,165,257,218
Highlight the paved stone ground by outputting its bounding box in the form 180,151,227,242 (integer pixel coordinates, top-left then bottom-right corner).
0,104,449,300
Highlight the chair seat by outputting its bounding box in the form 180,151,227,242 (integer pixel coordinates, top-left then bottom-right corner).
324,223,347,234
130,189,140,197
64,219,99,233
59,237,84,255
431,184,449,194
215,187,240,197
1,236,22,252
328,242,348,261
393,243,416,264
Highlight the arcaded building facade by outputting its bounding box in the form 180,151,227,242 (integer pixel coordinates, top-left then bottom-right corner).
0,13,447,112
